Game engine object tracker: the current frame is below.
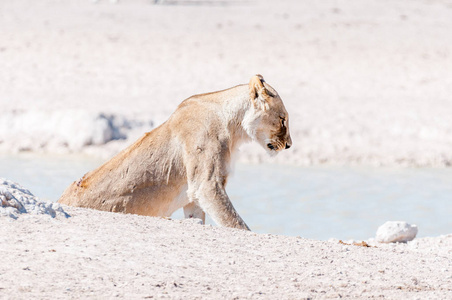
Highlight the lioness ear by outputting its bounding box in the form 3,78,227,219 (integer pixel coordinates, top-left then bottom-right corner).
249,74,269,109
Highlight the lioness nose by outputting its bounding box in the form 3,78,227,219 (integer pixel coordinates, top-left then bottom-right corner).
285,143,291,149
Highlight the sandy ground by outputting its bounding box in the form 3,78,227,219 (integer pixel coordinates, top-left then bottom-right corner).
1,0,452,166
0,208,451,299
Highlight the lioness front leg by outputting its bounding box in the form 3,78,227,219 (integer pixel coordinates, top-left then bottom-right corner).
183,202,206,224
188,180,250,231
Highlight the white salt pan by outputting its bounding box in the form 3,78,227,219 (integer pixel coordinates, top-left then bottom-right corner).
0,110,153,154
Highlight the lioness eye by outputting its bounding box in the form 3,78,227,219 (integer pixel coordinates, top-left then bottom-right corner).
281,118,286,127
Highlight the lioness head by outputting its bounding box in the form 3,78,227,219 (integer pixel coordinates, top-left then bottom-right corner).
244,75,292,155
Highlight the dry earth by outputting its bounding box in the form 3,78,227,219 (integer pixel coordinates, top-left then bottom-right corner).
1,207,451,299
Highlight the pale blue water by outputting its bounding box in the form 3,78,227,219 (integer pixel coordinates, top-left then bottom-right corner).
1,154,451,240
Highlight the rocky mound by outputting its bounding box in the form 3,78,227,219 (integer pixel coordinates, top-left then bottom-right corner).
0,178,68,219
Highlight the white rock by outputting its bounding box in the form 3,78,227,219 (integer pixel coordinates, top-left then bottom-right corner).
0,178,68,219
376,221,418,243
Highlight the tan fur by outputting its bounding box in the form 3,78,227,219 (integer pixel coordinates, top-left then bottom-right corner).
59,75,292,230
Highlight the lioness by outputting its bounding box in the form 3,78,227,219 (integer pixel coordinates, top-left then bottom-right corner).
59,75,292,230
